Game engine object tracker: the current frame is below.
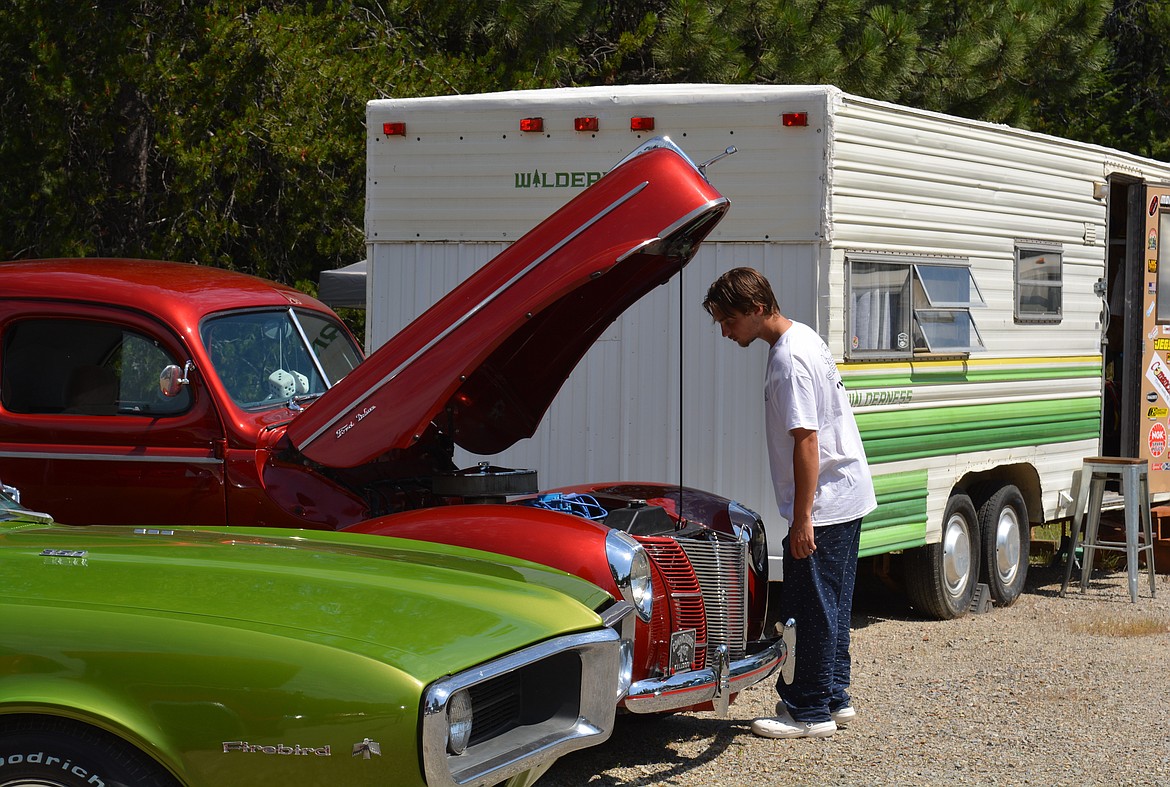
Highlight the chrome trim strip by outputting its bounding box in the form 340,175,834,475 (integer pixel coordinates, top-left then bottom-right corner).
296,181,650,452
611,136,704,176
0,450,219,465
622,635,787,715
287,307,334,388
614,198,729,264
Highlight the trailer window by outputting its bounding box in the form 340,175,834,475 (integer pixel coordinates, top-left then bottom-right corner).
1015,243,1062,323
848,258,985,358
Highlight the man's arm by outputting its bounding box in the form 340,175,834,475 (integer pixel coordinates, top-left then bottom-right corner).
788,426,819,559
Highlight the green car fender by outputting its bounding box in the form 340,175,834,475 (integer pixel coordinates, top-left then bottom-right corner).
3,605,436,786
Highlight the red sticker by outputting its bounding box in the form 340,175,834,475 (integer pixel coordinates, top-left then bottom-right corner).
1151,195,1160,216
1150,422,1167,457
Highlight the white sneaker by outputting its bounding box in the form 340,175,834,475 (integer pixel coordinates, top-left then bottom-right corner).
831,705,856,724
776,701,856,725
751,715,836,739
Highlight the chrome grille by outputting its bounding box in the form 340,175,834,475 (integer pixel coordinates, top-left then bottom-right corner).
468,670,522,745
678,538,749,660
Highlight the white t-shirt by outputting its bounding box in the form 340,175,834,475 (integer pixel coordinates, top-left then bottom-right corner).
764,321,877,527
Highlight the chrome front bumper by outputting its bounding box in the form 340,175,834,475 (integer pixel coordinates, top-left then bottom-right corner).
622,619,796,714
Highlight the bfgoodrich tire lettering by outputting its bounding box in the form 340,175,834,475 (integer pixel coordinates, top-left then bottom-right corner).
0,715,178,787
905,493,980,620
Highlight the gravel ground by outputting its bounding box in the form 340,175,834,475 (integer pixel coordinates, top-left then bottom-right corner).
542,562,1170,786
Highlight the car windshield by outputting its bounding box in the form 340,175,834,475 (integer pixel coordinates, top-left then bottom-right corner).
201,308,362,410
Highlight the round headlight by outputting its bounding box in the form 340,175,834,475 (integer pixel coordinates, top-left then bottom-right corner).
606,529,654,622
446,688,473,755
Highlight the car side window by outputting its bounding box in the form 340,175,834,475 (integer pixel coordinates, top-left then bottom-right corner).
1,318,191,416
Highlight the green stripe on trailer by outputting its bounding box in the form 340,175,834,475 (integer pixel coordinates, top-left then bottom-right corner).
860,470,928,558
840,361,1101,389
856,397,1101,465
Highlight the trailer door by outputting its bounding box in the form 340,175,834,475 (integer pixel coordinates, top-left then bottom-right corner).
1139,184,1170,493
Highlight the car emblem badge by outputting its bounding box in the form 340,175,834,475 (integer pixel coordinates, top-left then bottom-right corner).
352,738,382,759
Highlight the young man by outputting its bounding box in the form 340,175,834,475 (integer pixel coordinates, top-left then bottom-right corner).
703,267,876,739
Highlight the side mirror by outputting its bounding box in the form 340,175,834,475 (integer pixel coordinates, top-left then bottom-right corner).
159,361,193,398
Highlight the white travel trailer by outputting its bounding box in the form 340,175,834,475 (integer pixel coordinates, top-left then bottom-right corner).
363,84,1170,619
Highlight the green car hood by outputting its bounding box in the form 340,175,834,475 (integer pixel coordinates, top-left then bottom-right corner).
0,522,613,684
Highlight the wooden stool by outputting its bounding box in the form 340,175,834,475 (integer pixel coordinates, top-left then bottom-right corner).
1060,457,1156,602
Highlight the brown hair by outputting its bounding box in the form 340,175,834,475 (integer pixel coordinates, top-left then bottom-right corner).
702,267,779,318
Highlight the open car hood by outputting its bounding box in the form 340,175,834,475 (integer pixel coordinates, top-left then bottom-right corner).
288,137,730,468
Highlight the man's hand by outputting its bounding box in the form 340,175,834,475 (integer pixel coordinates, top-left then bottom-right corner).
789,515,817,559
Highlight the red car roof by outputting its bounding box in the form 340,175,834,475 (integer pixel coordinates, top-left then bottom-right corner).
0,258,330,330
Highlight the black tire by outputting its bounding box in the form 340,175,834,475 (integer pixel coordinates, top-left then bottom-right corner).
0,715,178,787
977,485,1030,607
904,493,980,620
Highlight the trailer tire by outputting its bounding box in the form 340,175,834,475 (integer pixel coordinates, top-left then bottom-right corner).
905,493,980,620
977,485,1029,607
0,715,179,787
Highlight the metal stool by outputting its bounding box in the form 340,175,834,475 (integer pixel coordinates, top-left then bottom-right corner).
1060,457,1156,602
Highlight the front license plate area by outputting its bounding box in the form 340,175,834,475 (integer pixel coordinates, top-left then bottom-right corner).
669,629,696,674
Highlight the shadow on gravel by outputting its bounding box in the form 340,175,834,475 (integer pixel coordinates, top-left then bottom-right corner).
542,714,753,786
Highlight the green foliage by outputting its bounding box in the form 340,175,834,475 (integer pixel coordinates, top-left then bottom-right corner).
0,0,1157,296
1047,0,1170,158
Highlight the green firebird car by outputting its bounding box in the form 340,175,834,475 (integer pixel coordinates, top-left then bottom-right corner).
0,485,632,787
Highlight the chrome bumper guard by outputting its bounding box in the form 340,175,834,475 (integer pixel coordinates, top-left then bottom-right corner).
623,619,796,715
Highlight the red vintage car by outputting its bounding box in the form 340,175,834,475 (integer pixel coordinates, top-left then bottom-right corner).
0,137,791,714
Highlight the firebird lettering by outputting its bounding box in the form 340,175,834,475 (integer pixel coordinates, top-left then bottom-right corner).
514,170,604,189
222,741,331,756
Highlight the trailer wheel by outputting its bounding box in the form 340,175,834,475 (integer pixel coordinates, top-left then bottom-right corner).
0,715,179,787
977,485,1029,607
905,493,980,620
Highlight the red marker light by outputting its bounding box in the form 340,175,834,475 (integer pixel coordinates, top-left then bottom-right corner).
630,116,655,131
781,112,808,127
382,122,406,136
520,117,544,133
574,116,599,132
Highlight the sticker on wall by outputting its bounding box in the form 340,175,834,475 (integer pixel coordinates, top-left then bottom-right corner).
1156,338,1170,351
1150,228,1159,250
1147,352,1170,404
1151,195,1161,216
1151,282,1159,295
1149,406,1168,420
1150,258,1159,273
1150,422,1167,457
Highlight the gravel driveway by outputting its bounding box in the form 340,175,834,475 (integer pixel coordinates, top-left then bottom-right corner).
543,563,1170,786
